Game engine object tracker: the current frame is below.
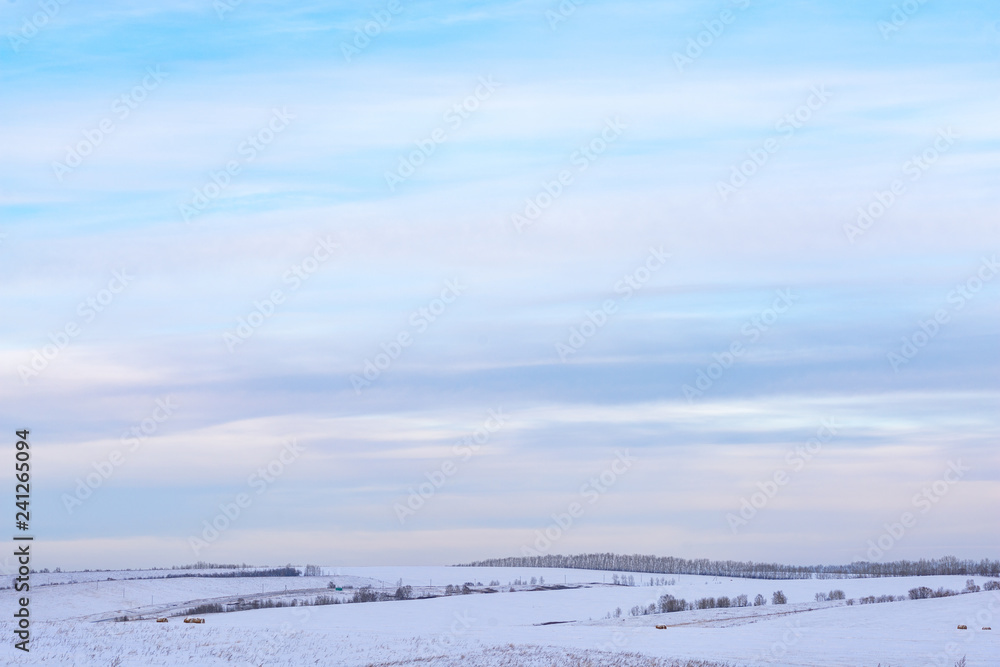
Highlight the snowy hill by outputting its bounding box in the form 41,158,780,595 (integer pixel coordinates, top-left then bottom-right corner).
2,566,997,666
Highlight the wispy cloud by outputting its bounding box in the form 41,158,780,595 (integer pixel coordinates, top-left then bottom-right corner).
3,0,997,569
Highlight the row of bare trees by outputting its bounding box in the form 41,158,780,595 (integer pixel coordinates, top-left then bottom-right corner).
462,554,1000,579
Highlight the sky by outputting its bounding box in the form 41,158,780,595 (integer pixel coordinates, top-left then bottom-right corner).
1,0,998,571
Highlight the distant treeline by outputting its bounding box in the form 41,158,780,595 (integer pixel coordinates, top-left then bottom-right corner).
165,567,300,579
32,562,263,575
460,554,1000,579
171,561,260,570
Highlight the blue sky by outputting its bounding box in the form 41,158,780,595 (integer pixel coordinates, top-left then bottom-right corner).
1,0,998,569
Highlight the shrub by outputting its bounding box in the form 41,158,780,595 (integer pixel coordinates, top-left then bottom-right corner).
351,586,380,603
733,594,749,607
910,586,933,600
983,580,1000,591
964,579,980,593
856,593,901,604
772,590,787,605
394,585,413,600
716,596,731,608
313,595,340,606
754,594,766,606
627,604,656,617
828,589,845,600
659,594,687,613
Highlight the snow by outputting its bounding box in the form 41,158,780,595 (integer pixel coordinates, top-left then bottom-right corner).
19,575,376,622
2,567,998,666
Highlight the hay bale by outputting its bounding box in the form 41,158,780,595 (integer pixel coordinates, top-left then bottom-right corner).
655,624,667,630
156,618,168,623
983,626,992,630
957,625,968,630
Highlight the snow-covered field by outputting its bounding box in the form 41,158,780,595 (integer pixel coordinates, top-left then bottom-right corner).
2,566,998,666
